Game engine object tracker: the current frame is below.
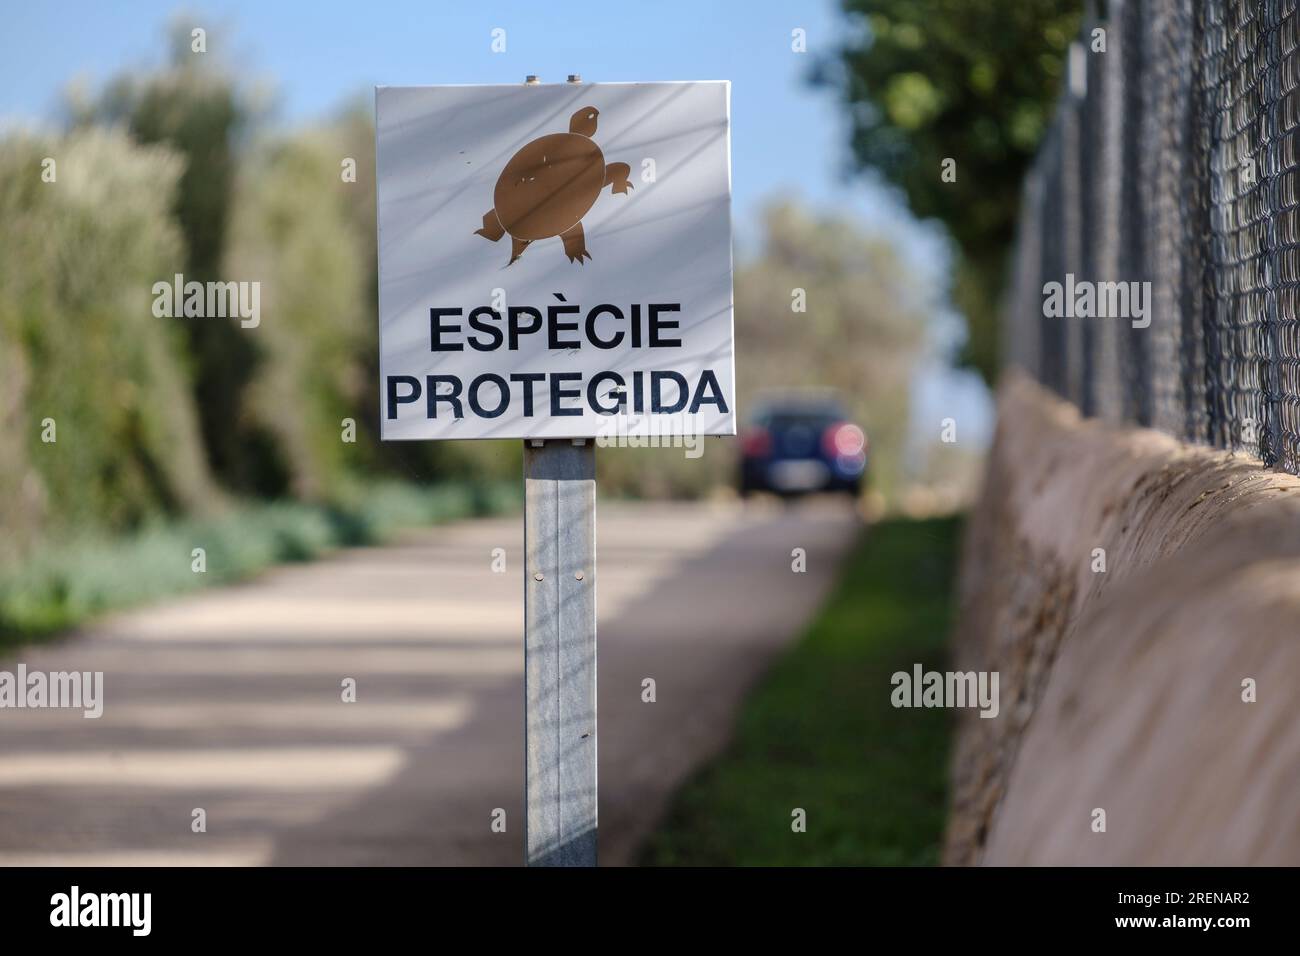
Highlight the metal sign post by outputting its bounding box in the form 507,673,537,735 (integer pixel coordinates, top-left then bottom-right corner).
524,436,597,866
524,74,597,869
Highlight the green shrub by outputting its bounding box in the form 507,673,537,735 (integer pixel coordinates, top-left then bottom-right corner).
0,480,520,647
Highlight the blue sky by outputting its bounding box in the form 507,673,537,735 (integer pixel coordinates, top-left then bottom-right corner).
0,0,992,450
3,1,914,239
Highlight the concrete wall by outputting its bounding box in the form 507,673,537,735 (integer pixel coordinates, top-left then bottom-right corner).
945,373,1300,865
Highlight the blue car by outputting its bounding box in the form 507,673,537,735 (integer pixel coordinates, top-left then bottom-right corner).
739,393,867,497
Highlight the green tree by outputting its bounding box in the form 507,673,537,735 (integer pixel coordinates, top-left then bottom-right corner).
0,129,215,554
815,0,1081,383
71,20,267,490
224,127,369,500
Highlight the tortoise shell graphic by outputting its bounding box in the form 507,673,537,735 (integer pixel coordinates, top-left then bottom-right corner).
474,106,632,265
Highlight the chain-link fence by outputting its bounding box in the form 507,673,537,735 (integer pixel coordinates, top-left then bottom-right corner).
1006,0,1300,474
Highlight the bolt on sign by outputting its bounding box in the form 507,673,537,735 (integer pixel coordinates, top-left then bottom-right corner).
375,81,736,441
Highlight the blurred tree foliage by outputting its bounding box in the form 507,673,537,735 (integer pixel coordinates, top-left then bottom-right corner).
225,129,368,500
815,0,1081,383
0,129,216,559
70,21,270,492
735,201,930,503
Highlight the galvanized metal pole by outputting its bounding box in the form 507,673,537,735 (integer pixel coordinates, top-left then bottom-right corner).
523,74,597,867
524,437,597,866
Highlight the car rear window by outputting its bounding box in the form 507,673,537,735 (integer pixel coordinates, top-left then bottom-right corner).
765,412,841,430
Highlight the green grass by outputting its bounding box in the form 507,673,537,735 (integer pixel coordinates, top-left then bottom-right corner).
0,480,520,649
639,515,962,866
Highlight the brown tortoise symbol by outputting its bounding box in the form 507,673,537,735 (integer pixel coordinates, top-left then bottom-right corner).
474,106,632,265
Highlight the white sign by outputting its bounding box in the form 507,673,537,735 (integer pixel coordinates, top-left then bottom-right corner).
375,81,736,441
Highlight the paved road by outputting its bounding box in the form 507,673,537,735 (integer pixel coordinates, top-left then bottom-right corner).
0,499,858,866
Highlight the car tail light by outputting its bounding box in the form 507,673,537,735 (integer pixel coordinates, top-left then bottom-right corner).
823,422,866,458
741,427,772,457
